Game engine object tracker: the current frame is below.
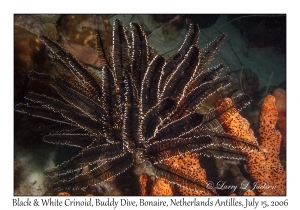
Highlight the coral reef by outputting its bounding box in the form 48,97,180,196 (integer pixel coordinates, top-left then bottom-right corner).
14,14,286,196
215,95,286,195
15,17,250,195
59,14,112,68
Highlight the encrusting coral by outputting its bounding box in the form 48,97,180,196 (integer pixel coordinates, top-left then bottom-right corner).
139,153,217,196
57,192,71,196
215,95,286,195
272,88,286,151
151,177,173,196
162,154,217,195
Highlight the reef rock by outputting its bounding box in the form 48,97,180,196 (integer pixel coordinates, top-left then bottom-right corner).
59,14,112,68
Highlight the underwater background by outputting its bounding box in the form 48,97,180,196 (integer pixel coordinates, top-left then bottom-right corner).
14,14,286,195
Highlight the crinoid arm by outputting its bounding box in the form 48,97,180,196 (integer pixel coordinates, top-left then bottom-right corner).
15,18,255,195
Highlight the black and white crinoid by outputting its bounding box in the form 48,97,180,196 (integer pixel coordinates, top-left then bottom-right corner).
15,19,257,195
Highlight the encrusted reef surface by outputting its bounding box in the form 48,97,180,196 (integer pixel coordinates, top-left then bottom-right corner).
14,14,286,196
